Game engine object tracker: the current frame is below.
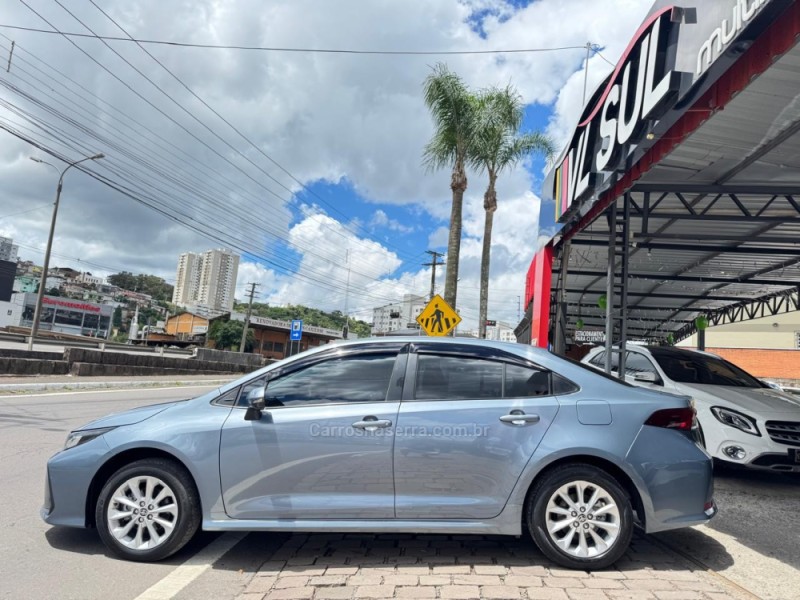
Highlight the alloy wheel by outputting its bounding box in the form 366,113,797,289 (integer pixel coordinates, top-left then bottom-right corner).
107,475,179,551
544,479,621,558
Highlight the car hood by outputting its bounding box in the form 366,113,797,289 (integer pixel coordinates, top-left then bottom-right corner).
79,400,185,430
678,383,800,417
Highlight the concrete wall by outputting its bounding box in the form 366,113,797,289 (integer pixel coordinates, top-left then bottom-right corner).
678,310,800,349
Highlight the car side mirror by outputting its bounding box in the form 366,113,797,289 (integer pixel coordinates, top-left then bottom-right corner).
244,386,266,421
634,372,659,384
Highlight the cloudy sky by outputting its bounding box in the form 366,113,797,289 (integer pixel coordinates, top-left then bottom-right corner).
0,0,652,328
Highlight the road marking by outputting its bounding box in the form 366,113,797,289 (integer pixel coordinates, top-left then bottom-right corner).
133,533,246,600
2,384,224,398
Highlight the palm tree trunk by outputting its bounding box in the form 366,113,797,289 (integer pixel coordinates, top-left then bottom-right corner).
443,160,467,310
478,172,497,339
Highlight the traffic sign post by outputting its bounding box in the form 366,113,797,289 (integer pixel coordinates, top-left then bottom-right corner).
416,294,461,337
290,319,303,356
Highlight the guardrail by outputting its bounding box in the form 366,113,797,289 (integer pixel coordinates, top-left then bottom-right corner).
0,331,194,356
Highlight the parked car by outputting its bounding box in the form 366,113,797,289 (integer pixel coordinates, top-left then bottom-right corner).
582,345,800,473
43,338,715,570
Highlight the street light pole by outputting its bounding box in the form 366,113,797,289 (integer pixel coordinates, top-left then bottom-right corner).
27,153,104,351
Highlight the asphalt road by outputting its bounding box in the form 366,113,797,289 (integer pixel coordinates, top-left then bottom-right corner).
1,386,797,600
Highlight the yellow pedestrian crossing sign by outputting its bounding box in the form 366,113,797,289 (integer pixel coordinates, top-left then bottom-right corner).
416,294,461,337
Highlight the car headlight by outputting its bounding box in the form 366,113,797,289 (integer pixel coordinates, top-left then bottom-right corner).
63,427,116,450
710,407,760,437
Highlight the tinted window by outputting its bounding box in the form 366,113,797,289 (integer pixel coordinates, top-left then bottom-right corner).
559,354,633,387
238,375,268,406
650,351,764,387
552,373,580,395
415,355,503,400
213,387,240,406
262,354,397,407
505,364,551,397
589,350,606,367
624,352,658,377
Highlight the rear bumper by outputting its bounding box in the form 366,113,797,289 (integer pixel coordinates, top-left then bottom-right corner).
626,426,716,534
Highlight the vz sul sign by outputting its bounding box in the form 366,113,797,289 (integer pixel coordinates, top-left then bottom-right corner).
554,7,682,221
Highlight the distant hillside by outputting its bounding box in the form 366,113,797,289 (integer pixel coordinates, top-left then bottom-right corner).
108,272,174,303
233,303,371,338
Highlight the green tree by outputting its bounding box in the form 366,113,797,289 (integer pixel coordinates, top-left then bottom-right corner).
112,306,123,328
208,319,254,352
422,64,477,310
48,287,61,296
470,85,554,338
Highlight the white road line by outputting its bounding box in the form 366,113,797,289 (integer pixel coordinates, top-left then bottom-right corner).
133,533,247,600
4,385,223,398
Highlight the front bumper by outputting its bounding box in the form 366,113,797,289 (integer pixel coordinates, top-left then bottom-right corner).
41,438,109,528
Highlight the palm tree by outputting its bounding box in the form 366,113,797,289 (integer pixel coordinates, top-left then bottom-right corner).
422,63,477,310
470,86,554,339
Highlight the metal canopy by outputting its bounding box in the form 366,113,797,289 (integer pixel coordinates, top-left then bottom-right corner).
551,34,800,347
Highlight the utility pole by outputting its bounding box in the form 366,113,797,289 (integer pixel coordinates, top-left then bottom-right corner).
343,250,351,339
582,41,593,105
239,282,260,353
423,250,445,300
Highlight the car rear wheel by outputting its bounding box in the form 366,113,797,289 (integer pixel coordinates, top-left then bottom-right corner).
527,464,633,570
95,458,200,561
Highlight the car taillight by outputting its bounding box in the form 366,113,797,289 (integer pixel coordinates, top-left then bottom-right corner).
645,407,695,431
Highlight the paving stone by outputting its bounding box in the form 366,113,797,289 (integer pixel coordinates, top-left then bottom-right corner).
419,575,452,586
653,592,704,600
452,575,502,586
396,566,432,575
544,578,587,589
325,567,360,576
382,575,419,586
565,589,610,600
481,585,522,599
582,579,624,590
439,585,481,599
354,585,396,599
589,572,626,580
273,576,310,589
473,565,508,575
672,581,725,593
347,575,384,586
257,561,288,574
265,589,315,600
240,593,266,600
622,579,676,592
395,587,437,599
244,576,277,594
550,569,591,579
432,565,472,575
650,570,701,581
509,565,550,577
605,591,656,600
314,588,355,600
503,575,543,588
308,575,348,586
281,566,327,576
526,589,570,600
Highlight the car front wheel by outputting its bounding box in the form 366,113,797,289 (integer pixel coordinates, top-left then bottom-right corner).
95,458,200,561
527,464,633,570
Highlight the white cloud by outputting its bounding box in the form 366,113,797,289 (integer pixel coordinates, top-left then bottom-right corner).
0,0,653,330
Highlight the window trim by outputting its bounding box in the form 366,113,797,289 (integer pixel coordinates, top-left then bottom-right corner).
233,349,404,410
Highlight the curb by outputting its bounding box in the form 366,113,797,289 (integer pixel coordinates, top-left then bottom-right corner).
0,379,234,394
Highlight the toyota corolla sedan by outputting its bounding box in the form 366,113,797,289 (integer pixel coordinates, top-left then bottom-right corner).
582,345,800,472
43,338,715,570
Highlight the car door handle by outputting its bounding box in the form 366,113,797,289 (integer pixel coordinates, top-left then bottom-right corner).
352,417,392,430
499,411,540,425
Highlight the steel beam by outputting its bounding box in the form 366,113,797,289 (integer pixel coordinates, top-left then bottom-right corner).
566,270,796,287
565,289,746,302
631,184,800,195
571,239,800,255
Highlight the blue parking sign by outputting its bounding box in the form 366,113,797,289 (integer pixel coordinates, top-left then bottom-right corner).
290,319,303,341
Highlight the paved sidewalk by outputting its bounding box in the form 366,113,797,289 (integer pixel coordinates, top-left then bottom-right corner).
0,373,236,393
235,532,750,600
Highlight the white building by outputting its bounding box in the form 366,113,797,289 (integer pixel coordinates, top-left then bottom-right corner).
371,294,427,334
77,272,104,286
172,249,239,312
0,236,18,262
486,321,517,343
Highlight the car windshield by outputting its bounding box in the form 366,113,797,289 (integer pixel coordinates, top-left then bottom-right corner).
649,350,765,388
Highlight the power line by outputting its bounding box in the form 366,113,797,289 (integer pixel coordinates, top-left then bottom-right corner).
0,23,590,56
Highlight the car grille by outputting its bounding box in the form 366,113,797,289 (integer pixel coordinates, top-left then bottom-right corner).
765,421,800,446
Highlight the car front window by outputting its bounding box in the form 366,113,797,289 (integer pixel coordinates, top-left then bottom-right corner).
651,351,764,388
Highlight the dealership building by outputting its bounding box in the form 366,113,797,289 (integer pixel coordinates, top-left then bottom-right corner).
520,0,800,380
0,292,114,338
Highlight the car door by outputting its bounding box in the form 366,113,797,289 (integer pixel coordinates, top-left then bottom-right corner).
219,345,406,520
393,344,562,520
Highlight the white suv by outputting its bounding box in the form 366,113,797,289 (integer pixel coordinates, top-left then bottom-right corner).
581,345,800,472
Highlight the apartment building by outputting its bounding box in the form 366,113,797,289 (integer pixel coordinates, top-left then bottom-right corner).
172,249,239,312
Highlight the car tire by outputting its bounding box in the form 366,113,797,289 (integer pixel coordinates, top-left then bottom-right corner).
95,458,200,562
527,463,633,570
